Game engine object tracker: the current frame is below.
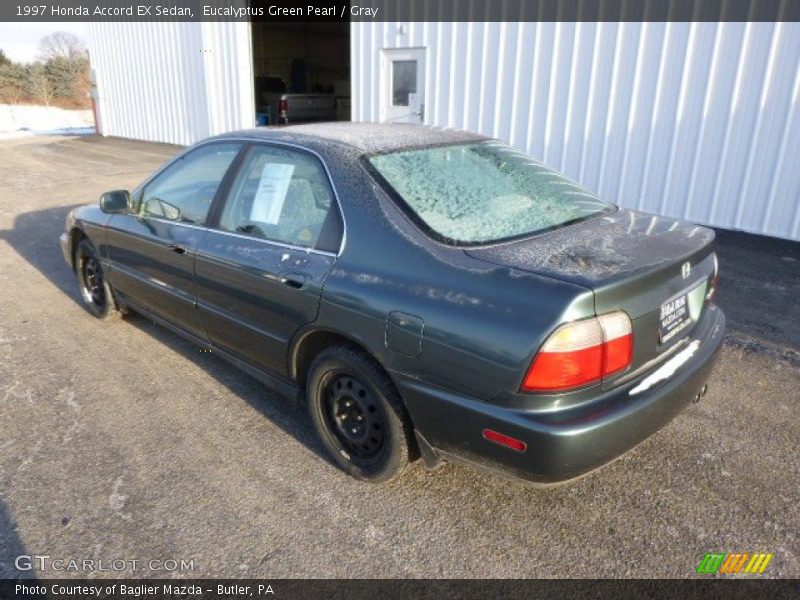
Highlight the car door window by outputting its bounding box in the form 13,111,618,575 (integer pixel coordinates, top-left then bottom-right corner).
140,143,242,225
218,145,334,248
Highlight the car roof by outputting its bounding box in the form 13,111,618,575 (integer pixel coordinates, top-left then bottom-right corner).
215,122,489,155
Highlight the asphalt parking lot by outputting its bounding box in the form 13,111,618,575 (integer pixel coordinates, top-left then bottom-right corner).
0,134,797,579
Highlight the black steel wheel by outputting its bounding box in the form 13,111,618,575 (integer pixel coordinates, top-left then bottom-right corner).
80,251,106,310
324,373,386,463
74,238,122,320
307,346,417,482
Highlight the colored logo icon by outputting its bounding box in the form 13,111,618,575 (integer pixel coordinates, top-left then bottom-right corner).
696,552,774,574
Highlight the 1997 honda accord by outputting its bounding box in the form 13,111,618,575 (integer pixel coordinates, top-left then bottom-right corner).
60,123,724,484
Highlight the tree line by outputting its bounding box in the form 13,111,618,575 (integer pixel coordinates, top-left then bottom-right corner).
0,32,91,108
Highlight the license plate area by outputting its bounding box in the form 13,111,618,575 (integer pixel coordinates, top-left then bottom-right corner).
660,291,691,344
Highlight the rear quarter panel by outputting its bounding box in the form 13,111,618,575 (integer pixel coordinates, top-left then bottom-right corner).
311,161,595,402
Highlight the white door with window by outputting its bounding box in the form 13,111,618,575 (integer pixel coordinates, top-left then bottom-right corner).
381,48,425,124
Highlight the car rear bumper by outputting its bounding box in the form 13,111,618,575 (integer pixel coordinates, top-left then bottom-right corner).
397,304,725,484
59,231,72,270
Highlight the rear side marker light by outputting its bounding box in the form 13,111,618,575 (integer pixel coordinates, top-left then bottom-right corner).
706,253,719,302
482,428,527,452
522,311,633,392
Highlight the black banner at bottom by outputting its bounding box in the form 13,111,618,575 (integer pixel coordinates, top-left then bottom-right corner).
1,579,798,600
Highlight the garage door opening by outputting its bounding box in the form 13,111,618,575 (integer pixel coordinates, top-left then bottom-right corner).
251,22,350,126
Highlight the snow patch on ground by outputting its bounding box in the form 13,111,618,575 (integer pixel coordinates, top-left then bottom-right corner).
0,104,95,138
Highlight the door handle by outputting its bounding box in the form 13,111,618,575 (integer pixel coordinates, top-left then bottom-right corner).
169,244,188,255
279,273,306,289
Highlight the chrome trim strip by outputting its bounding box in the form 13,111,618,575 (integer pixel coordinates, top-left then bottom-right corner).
139,213,338,257
611,337,690,388
199,226,338,257
137,215,208,232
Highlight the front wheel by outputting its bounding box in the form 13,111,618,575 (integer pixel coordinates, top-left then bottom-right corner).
306,346,417,483
74,239,122,320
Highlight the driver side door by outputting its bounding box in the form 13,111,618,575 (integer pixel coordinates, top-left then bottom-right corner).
105,142,243,339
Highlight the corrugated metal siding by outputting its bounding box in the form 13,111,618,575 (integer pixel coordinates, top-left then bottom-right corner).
87,22,254,146
352,22,800,241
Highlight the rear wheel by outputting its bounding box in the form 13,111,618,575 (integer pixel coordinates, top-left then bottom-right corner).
74,239,122,320
306,346,416,483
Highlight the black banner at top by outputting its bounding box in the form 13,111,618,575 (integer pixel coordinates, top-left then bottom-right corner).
2,0,800,22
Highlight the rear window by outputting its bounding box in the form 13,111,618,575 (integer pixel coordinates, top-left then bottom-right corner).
368,142,611,245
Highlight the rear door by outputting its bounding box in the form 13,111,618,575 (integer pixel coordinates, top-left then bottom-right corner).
194,143,343,377
105,142,243,339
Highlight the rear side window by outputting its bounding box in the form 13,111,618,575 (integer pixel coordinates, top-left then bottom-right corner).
218,145,335,249
368,142,611,245
140,143,241,225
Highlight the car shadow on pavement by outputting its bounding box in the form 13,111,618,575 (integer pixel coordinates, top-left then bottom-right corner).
1,206,335,470
123,311,334,466
0,204,83,300
0,500,34,580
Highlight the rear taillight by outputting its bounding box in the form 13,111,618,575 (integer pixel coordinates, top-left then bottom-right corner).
706,253,719,302
522,311,633,392
278,98,288,118
598,312,634,376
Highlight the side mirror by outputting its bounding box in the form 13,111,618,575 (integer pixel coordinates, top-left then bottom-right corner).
99,190,130,214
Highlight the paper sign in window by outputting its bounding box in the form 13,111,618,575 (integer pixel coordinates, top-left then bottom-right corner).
250,162,295,224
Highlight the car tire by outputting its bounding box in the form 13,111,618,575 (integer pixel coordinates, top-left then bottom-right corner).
306,346,416,483
74,238,123,321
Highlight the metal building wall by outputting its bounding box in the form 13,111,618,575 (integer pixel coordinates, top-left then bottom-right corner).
352,21,800,241
87,22,254,147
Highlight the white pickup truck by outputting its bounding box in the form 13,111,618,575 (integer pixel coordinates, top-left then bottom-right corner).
255,76,336,124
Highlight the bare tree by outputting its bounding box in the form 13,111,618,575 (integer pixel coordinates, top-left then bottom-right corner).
38,31,87,60
26,64,53,106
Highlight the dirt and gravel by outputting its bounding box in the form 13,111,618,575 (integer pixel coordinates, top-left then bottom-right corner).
0,134,797,578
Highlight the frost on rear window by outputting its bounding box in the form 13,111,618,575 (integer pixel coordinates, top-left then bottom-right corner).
369,142,610,244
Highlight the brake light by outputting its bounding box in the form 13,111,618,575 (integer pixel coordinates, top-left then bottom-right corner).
598,312,634,376
706,253,719,302
522,311,633,392
278,98,288,118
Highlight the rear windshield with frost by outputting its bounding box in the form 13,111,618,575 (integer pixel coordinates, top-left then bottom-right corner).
368,142,611,245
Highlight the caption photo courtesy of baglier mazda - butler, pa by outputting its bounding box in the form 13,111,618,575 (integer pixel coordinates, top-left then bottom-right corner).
0,0,798,599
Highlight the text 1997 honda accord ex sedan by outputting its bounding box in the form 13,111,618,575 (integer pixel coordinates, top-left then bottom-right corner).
60,123,725,484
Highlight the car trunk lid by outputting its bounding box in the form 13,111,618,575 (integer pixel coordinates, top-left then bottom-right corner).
466,208,717,377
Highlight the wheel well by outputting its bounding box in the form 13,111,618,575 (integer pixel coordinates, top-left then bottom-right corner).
292,329,420,461
70,228,87,270
292,330,370,391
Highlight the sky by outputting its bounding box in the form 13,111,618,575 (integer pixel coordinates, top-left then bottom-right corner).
0,22,88,63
